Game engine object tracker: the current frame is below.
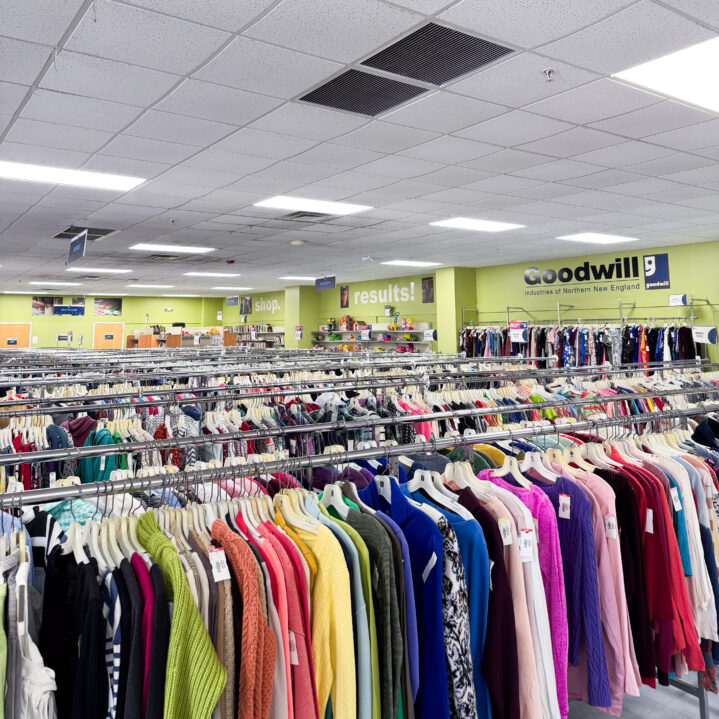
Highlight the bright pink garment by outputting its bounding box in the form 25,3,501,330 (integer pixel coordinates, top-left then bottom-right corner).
480,469,569,718
131,553,154,718
398,399,432,440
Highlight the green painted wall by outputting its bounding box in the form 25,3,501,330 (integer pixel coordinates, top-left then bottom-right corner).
475,240,719,359
222,291,284,325
436,267,476,353
284,285,320,349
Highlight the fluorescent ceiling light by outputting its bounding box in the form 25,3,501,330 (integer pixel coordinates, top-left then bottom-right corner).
28,281,82,286
380,260,442,267
254,195,371,215
430,217,525,232
0,160,144,191
211,286,254,290
131,284,175,288
278,275,316,281
3,291,44,294
162,294,199,297
556,233,639,245
67,267,132,274
183,271,241,278
613,37,719,113
129,243,215,254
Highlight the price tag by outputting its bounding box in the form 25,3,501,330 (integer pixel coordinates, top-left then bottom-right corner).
559,493,571,519
360,329,371,341
100,456,106,471
519,528,534,562
48,472,56,487
605,515,617,539
670,487,682,512
209,548,231,582
376,477,392,503
645,508,654,535
289,438,297,454
423,329,436,342
288,630,299,665
498,517,513,546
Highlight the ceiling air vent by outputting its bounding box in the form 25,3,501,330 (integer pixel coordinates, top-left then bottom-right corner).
300,68,427,116
282,211,333,222
147,254,182,261
361,23,514,85
52,225,118,241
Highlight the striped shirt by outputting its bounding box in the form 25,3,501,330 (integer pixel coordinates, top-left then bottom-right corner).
102,569,122,719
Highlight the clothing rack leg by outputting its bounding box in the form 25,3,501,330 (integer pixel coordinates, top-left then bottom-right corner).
668,672,710,719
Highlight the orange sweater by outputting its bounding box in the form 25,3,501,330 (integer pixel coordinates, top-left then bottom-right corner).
211,521,276,719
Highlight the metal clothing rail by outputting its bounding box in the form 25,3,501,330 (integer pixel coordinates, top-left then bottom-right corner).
2,401,718,508
2,382,716,466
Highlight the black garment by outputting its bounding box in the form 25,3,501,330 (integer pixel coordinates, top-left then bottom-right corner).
113,567,132,719
73,561,108,719
40,547,80,717
457,489,521,719
692,418,719,450
146,564,170,719
119,558,145,719
596,468,655,678
21,506,64,593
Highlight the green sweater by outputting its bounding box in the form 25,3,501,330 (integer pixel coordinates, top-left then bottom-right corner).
137,512,226,719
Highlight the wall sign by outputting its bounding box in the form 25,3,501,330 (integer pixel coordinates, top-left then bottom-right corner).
295,326,303,340
669,293,688,306
226,296,239,306
6,338,17,346
53,305,85,316
353,281,416,306
315,276,336,291
693,326,718,344
66,229,87,265
104,334,114,340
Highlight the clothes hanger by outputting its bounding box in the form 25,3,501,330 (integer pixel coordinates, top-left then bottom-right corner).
519,451,558,482
492,454,532,488
320,483,350,519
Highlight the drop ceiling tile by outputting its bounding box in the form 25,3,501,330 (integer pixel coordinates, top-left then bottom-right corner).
251,102,369,140
550,189,626,208
252,161,339,183
81,156,171,179
674,194,719,211
513,158,599,181
455,110,573,147
333,121,437,152
439,0,635,48
400,135,498,163
101,135,198,163
572,140,674,167
183,150,276,175
609,177,687,196
449,53,598,107
518,127,623,158
462,148,551,173
5,118,113,152
124,110,236,148
663,164,719,185
245,0,420,63
21,89,144,133
539,1,713,74
0,37,50,84
358,155,444,179
509,183,584,200
110,189,186,209
463,175,541,193
590,100,714,138
419,166,495,187
419,187,494,204
40,51,179,105
289,143,383,170
645,119,719,151
2,0,84,44
693,146,719,161
656,0,719,30
563,168,647,189
383,91,506,134
383,0,456,12
0,141,90,169
227,175,306,194
156,79,281,125
213,128,318,159
120,0,277,31
0,82,28,116
66,0,230,74
626,153,713,177
472,194,530,209
194,36,342,99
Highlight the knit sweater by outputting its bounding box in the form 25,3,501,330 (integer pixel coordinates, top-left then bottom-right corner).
211,521,276,719
137,512,226,719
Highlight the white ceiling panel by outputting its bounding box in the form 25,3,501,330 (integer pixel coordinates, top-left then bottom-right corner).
400,136,498,163
250,102,369,140
101,135,199,163
563,168,647,189
526,79,663,124
333,121,437,152
591,101,715,139
81,155,171,179
572,140,675,167
155,79,281,125
0,82,29,117
182,150,276,175
213,129,318,159
538,1,713,74
625,152,714,176
383,91,506,134
656,0,719,29
518,127,623,157
288,143,383,170
0,141,91,169
456,110,573,147
417,166,495,187
358,155,445,179
439,0,636,48
40,51,179,105
463,174,541,193
124,110,236,147
244,0,420,63
194,37,342,99
5,118,113,152
462,149,551,173
0,37,51,85
2,0,85,45
450,53,598,108
251,161,339,184
645,119,719,151
513,159,600,181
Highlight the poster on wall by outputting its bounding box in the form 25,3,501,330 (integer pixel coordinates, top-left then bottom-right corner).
71,297,85,307
421,276,434,304
340,285,349,309
32,297,59,316
240,296,252,314
94,298,122,316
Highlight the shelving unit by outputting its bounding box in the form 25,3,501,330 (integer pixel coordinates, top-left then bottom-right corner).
312,322,434,352
225,325,285,349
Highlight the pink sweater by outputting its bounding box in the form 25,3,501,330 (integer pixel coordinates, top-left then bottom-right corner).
480,470,569,718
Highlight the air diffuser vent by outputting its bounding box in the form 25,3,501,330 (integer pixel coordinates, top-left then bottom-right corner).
361,23,513,85
282,211,333,222
52,225,118,241
147,254,181,261
300,69,427,116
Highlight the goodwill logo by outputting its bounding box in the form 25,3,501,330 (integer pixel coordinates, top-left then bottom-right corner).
254,297,281,315
522,254,670,297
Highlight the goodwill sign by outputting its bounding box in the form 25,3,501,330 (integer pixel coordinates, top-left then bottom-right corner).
353,281,417,306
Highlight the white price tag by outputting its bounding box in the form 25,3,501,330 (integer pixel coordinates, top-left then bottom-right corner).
520,528,534,562
48,472,56,487
209,548,231,582
100,456,106,470
422,551,437,583
498,517,513,546
670,487,682,512
558,493,571,520
376,477,392,503
288,630,299,665
605,515,617,539
645,508,654,535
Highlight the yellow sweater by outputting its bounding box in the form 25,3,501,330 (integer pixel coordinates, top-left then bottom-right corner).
293,523,356,719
